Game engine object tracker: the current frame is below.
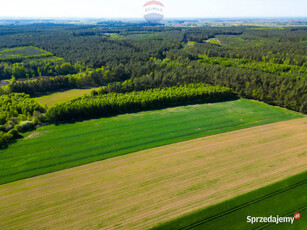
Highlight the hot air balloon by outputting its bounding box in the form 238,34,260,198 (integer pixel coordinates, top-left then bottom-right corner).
143,0,164,24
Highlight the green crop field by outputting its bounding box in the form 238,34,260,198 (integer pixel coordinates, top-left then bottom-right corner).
153,171,307,230
0,116,306,229
0,99,303,185
34,87,101,107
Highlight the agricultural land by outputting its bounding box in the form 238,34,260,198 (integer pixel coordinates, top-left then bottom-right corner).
0,21,306,229
0,117,306,229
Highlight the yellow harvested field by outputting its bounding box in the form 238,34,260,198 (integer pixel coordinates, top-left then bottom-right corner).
0,117,307,229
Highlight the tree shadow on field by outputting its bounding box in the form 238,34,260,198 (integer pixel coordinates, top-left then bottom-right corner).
53,94,240,126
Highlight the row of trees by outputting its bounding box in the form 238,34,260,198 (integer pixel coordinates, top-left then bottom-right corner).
0,84,233,147
0,46,54,63
0,61,86,80
46,84,234,122
198,54,307,78
3,66,115,95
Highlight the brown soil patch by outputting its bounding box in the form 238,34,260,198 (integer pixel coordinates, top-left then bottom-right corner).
24,131,46,139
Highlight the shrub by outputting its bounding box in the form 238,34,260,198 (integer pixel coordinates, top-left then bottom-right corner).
300,101,307,114
4,122,14,132
0,133,13,146
19,121,35,132
7,129,20,139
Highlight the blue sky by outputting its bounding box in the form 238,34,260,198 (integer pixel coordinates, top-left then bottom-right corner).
0,0,306,18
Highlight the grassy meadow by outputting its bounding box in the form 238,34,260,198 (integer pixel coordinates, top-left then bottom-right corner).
206,38,220,45
34,87,101,107
0,117,306,229
0,99,303,185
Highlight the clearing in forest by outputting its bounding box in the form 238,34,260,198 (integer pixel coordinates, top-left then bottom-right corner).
34,87,101,107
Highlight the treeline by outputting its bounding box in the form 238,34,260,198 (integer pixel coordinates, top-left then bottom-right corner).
0,46,54,62
0,61,85,80
198,54,307,78
0,53,53,63
3,57,306,114
46,84,235,122
4,66,115,95
100,59,307,113
0,84,234,147
0,93,45,147
203,63,307,113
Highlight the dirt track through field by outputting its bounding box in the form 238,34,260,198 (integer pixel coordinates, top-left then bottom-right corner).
0,117,306,229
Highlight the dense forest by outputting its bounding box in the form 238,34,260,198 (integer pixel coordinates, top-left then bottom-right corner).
0,23,306,147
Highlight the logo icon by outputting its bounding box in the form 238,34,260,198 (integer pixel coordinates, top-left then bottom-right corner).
294,213,301,220
143,0,165,24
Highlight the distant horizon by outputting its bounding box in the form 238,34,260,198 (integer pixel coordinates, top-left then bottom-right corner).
0,0,306,19
0,16,307,20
